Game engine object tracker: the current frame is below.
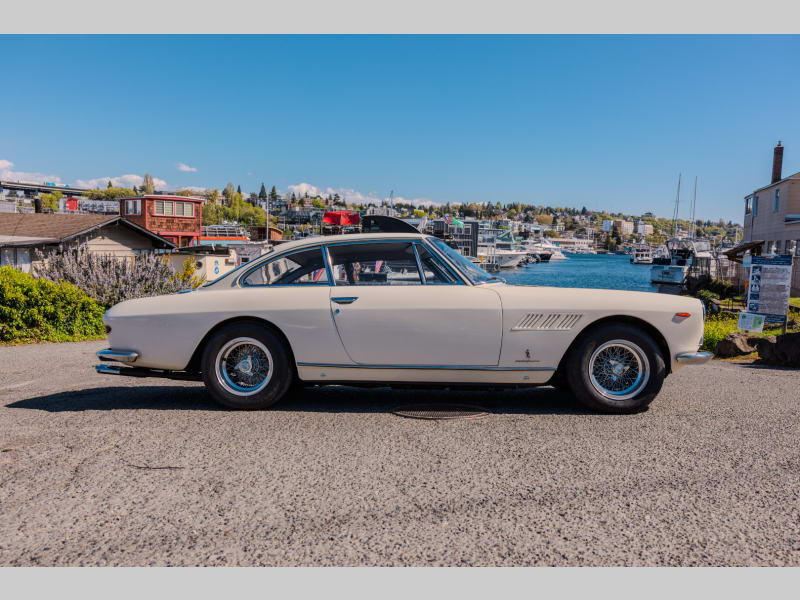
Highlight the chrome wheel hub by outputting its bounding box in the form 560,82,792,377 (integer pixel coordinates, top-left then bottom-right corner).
215,337,273,396
588,340,650,400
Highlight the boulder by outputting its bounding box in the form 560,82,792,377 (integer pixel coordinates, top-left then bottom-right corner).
716,331,756,357
754,336,779,364
775,332,800,367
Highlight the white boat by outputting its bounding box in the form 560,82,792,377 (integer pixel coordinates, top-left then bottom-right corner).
477,246,527,269
630,244,653,264
650,239,715,288
525,238,567,261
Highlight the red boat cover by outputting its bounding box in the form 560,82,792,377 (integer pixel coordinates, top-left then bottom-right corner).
322,210,360,226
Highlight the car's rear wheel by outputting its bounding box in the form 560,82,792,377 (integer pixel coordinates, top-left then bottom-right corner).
566,323,665,414
201,322,293,409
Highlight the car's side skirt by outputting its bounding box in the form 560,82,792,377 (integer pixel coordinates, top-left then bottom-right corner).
296,363,555,384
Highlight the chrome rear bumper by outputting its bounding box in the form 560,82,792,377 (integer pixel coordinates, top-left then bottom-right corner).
675,351,713,365
97,349,139,363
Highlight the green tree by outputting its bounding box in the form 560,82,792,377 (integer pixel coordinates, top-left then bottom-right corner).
107,180,113,189
312,199,325,209
203,188,219,204
258,183,268,202
87,187,136,201
142,173,155,195
40,191,62,212
223,182,236,204
269,186,279,202
237,184,242,195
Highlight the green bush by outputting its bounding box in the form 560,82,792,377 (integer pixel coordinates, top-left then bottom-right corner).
0,266,105,344
701,315,738,352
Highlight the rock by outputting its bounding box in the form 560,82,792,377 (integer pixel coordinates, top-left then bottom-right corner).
754,336,778,364
775,332,800,367
716,331,756,357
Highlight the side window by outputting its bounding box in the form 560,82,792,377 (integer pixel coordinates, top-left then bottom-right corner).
415,244,459,284
328,242,422,286
242,247,329,286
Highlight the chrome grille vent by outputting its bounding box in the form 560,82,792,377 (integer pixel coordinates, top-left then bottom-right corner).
512,313,582,331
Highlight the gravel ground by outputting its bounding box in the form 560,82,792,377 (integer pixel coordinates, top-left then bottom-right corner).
1,340,799,566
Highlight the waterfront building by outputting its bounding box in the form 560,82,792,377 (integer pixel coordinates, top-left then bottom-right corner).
119,195,203,247
743,142,800,257
364,204,398,218
0,213,176,272
636,220,654,236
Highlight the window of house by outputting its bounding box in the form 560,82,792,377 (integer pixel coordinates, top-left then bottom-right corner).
241,247,329,286
327,242,423,286
752,196,758,217
177,202,194,217
774,189,780,212
125,199,141,215
745,198,752,215
775,240,782,253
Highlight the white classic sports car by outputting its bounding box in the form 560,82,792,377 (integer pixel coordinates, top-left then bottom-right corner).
96,233,712,413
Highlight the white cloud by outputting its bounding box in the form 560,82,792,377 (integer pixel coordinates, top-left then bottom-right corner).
176,162,197,172
0,159,13,170
177,186,207,193
287,181,437,207
76,174,168,190
1,161,63,185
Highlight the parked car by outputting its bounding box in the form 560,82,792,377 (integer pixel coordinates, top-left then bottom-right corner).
96,233,711,414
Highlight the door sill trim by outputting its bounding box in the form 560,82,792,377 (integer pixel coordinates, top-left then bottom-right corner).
296,362,555,371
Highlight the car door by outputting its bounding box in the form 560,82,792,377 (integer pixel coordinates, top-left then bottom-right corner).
238,245,351,366
326,240,502,366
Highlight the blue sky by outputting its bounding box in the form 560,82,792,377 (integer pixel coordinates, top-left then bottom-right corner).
1,35,798,223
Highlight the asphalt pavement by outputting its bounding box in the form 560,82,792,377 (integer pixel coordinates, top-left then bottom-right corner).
1,340,799,566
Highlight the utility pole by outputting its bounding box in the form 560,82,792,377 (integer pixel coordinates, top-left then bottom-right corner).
690,176,698,240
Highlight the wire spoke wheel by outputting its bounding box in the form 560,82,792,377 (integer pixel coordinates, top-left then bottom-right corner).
588,339,650,400
215,337,273,396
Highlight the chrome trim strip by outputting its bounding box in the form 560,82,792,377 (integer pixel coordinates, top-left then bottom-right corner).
411,242,427,284
297,362,555,371
97,349,139,363
420,238,471,286
675,351,713,365
323,245,335,286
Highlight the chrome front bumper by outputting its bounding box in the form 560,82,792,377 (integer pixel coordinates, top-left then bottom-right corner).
675,351,714,365
97,349,139,363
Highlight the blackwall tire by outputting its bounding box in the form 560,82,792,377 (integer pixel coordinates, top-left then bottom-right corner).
201,322,293,410
566,323,666,414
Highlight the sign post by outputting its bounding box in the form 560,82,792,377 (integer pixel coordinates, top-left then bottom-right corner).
739,255,793,334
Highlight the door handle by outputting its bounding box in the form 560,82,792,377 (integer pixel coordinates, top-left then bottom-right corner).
331,296,358,304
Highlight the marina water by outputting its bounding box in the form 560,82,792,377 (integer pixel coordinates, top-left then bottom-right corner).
503,253,658,293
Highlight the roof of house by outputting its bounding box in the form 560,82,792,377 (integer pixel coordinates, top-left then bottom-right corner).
746,170,800,197
0,214,176,248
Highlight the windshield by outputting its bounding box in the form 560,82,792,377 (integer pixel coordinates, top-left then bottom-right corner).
426,237,499,284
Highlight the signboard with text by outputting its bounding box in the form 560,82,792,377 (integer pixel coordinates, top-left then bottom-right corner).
743,255,792,326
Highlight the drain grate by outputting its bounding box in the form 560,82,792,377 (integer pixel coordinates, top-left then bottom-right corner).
392,404,490,420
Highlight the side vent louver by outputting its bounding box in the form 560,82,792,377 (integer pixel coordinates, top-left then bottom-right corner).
512,313,582,331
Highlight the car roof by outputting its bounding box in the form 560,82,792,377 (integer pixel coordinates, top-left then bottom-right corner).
272,232,428,253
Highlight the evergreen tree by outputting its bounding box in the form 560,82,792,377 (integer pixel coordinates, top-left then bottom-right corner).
237,184,242,195
269,186,279,202
258,183,268,202
107,180,113,189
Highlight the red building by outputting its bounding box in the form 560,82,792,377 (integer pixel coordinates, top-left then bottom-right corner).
119,195,203,247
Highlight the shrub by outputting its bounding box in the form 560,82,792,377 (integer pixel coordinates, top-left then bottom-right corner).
35,243,186,308
0,266,105,343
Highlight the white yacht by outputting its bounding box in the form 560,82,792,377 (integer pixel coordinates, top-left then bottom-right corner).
524,238,567,261
630,244,653,264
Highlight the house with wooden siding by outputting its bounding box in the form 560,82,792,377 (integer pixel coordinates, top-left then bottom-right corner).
0,214,176,272
119,195,203,247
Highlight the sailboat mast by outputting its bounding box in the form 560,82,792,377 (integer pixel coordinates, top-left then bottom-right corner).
672,173,682,238
691,176,697,240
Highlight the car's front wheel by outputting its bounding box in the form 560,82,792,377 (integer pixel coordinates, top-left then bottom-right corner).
201,322,293,409
565,323,665,414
